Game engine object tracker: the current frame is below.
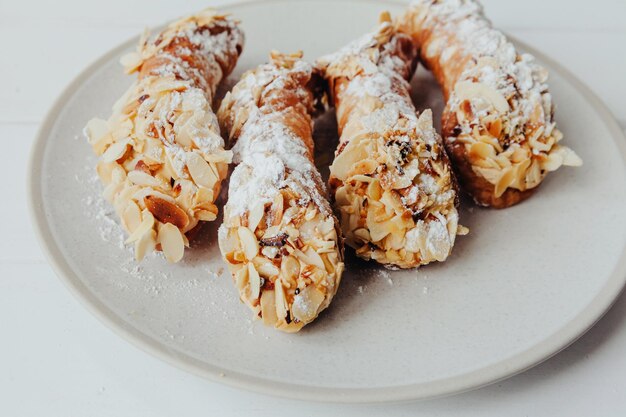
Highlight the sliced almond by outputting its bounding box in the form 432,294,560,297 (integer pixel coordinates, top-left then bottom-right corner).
101,140,130,163
274,278,288,322
254,257,280,277
120,51,143,74
132,188,176,206
260,290,278,326
194,187,215,205
291,285,325,324
235,264,249,291
144,195,189,229
121,200,142,233
270,193,284,226
330,135,371,181
238,226,259,260
247,203,265,232
195,209,217,221
85,118,111,153
248,263,261,301
350,159,378,176
469,141,496,160
158,222,185,263
134,229,156,261
455,81,510,113
261,246,279,259
125,211,155,244
494,168,516,197
127,170,163,188
280,255,300,286
96,161,115,185
186,152,218,189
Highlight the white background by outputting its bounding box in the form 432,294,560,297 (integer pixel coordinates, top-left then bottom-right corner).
2,0,626,415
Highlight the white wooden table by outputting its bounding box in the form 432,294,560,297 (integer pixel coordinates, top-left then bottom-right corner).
2,0,626,415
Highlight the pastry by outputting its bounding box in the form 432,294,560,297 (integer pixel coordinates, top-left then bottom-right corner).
217,52,344,332
84,9,243,261
317,13,461,269
397,0,582,207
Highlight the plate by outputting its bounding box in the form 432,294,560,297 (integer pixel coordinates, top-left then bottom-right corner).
28,0,626,403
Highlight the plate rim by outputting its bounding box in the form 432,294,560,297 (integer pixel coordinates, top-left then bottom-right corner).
27,0,626,403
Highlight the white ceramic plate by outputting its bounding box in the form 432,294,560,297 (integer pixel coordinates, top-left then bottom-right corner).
29,0,626,403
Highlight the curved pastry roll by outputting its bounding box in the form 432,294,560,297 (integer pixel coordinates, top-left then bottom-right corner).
317,14,460,269
84,10,243,262
397,0,581,208
217,52,344,332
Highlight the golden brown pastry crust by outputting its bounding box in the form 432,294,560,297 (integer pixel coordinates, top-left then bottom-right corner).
217,52,344,332
84,10,243,261
397,0,581,208
318,14,461,269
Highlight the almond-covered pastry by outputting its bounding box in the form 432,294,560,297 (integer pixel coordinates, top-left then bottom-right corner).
217,52,344,332
397,0,581,208
317,13,461,269
84,9,244,261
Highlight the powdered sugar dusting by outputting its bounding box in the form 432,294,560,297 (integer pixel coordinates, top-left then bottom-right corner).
411,0,556,139
319,18,460,265
221,59,331,218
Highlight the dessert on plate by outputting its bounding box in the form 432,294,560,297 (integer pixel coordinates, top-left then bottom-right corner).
397,0,582,207
217,52,345,332
84,9,243,261
317,13,461,269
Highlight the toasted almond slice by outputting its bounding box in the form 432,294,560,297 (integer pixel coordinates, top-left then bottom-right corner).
291,285,325,324
260,290,278,326
254,257,280,277
102,182,122,203
144,195,189,229
274,278,288,322
238,226,259,260
132,188,176,206
120,52,143,74
455,81,510,113
350,159,378,176
127,170,163,188
248,263,261,300
235,264,249,291
366,214,390,243
101,140,130,163
351,174,374,184
494,168,516,198
262,226,281,239
261,245,279,259
186,152,218,189
194,187,215,205
121,200,142,233
353,228,371,242
204,149,233,164
158,222,185,263
125,211,155,244
270,193,284,226
469,141,495,160
85,118,108,144
96,161,115,185
330,135,371,181
135,229,156,261
247,203,265,232
280,255,300,286
303,247,326,270
318,218,335,235
85,118,111,153
195,209,217,221
335,185,351,206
